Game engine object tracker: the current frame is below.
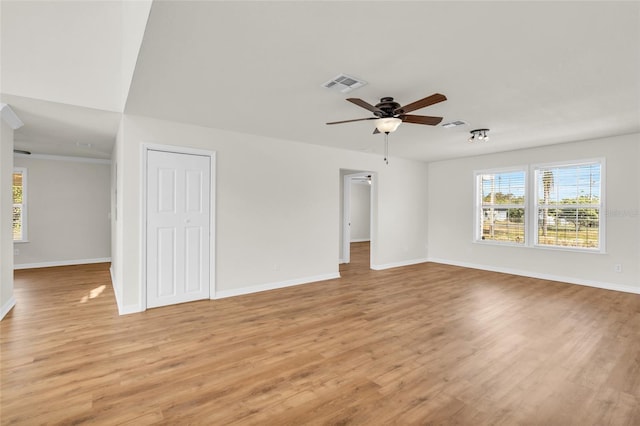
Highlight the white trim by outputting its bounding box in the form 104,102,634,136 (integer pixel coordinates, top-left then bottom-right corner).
342,171,375,266
350,238,370,243
338,258,345,264
14,257,111,270
1,296,16,320
110,266,123,314
110,266,143,315
371,258,429,271
13,153,111,164
141,143,217,310
118,304,144,315
530,244,606,255
427,257,640,295
0,103,24,129
343,174,352,264
213,272,340,300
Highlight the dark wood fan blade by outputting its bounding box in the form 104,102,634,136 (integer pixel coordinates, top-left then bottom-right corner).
347,98,383,114
400,114,443,126
395,93,447,114
326,117,377,125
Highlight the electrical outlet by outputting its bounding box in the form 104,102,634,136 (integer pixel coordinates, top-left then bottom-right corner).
14,248,19,256
614,264,622,273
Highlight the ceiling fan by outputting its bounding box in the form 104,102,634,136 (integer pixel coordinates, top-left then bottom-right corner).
326,93,447,134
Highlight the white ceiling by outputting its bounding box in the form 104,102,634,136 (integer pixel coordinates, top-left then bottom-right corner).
0,0,150,158
2,1,639,162
1,94,121,158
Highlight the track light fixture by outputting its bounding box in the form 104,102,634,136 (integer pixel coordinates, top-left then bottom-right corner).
469,128,490,143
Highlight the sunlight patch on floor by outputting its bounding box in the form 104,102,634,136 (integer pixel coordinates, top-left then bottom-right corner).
79,285,106,303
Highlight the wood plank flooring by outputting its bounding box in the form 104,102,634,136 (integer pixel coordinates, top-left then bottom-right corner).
2,242,640,425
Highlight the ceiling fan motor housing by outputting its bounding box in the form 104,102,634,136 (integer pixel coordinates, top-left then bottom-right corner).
375,97,402,117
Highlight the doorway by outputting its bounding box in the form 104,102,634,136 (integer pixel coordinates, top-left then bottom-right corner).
341,170,374,267
144,147,215,309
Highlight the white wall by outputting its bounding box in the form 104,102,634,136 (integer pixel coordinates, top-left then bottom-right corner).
427,133,640,293
1,120,15,319
350,182,371,242
375,159,429,268
112,114,429,313
12,156,111,268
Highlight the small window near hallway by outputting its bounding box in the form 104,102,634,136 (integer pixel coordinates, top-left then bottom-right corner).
13,168,27,242
534,160,603,251
475,169,527,245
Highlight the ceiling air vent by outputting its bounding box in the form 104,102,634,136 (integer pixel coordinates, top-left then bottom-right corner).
442,120,468,128
322,74,367,93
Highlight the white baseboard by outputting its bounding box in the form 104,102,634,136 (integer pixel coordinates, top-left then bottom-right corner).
110,270,341,314
118,304,143,315
109,266,121,312
109,266,143,315
1,296,16,320
213,272,340,300
427,257,640,295
371,258,429,271
350,238,370,243
14,257,112,270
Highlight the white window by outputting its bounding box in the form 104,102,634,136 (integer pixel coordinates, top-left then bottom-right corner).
534,160,603,251
475,169,527,245
13,168,27,242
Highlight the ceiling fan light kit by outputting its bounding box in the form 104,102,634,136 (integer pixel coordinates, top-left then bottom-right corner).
469,128,490,143
326,93,447,164
375,117,402,133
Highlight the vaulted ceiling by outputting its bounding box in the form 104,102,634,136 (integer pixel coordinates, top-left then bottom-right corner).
2,1,639,162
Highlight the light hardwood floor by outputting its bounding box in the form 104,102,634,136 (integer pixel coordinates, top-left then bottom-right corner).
2,242,640,425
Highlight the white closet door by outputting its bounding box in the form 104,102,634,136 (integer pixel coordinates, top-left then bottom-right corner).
147,150,210,308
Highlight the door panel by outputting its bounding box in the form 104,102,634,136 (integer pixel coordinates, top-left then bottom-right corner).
158,169,176,213
157,227,176,298
147,150,210,308
186,170,203,212
185,226,202,292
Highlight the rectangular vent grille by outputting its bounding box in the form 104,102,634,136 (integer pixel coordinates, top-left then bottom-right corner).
322,74,367,93
442,120,468,128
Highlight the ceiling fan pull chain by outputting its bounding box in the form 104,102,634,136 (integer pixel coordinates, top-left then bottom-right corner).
384,133,389,165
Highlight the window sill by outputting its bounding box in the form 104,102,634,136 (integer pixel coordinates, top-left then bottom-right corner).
13,240,29,244
532,244,605,254
473,240,526,248
473,239,605,254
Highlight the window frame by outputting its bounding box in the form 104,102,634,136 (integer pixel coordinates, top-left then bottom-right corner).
473,166,528,247
531,158,605,253
12,167,28,243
